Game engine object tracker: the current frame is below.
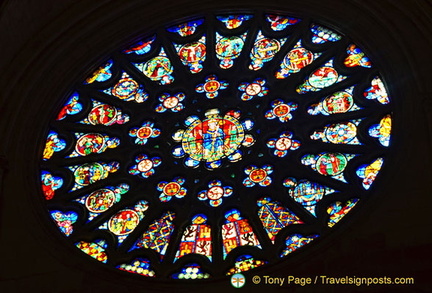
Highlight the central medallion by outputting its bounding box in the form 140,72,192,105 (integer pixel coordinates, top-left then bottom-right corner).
172,109,254,169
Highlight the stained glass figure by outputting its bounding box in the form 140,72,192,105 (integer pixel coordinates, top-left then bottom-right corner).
297,59,347,93
68,133,120,157
301,153,355,182
129,154,161,178
167,19,204,36
76,184,129,221
226,255,267,275
265,99,298,122
131,211,175,258
197,180,233,207
174,36,206,73
76,240,108,263
124,36,155,55
344,44,372,68
238,78,269,101
222,209,261,258
50,210,78,236
195,75,229,99
69,161,119,191
280,234,319,257
135,49,174,85
85,60,113,84
267,131,300,157
172,109,254,169
157,177,187,202
356,157,384,190
56,92,82,120
117,258,156,277
327,199,359,227
129,121,161,145
369,114,391,147
283,178,335,216
103,72,148,103
310,24,342,44
364,76,390,104
307,86,361,115
265,14,301,31
98,200,149,244
215,32,247,69
155,92,186,113
276,40,321,79
43,131,66,160
175,214,212,261
310,119,362,145
249,31,287,70
80,100,129,126
216,15,252,29
243,165,273,187
41,171,63,200
172,264,210,279
257,197,303,243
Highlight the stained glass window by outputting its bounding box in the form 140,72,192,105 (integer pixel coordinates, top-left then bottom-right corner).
175,214,212,260
40,11,392,280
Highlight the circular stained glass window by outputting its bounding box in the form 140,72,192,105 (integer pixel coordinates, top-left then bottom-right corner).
40,11,392,279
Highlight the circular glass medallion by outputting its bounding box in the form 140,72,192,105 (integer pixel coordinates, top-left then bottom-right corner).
162,96,179,109
216,36,244,58
316,153,348,176
113,78,139,98
309,66,339,88
252,38,280,60
249,169,267,183
275,137,292,150
179,42,206,63
143,56,173,80
325,122,357,144
207,186,225,200
76,133,106,156
137,127,154,139
204,80,221,93
273,103,290,117
245,83,262,96
163,182,181,196
88,104,118,125
284,47,314,70
323,91,354,114
108,209,140,235
73,163,106,186
85,189,116,213
181,113,245,163
137,159,153,172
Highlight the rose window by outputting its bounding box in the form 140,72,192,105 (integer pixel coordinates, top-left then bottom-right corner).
40,11,392,280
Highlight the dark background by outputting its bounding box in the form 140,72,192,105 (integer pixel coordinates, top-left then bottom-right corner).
0,0,431,292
